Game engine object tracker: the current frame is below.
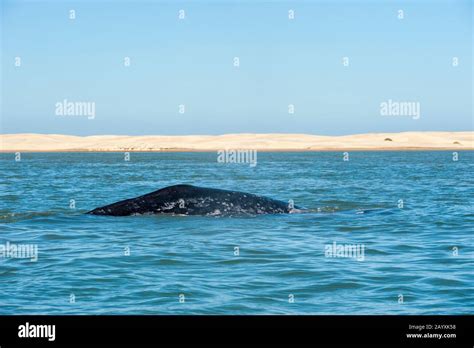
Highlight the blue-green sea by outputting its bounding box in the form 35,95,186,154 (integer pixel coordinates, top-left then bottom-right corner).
1,152,473,314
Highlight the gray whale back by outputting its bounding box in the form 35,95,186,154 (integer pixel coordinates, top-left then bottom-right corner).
87,184,297,216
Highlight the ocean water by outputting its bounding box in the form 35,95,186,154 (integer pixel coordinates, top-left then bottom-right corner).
0,151,473,315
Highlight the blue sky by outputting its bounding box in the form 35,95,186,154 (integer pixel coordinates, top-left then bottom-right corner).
1,0,472,135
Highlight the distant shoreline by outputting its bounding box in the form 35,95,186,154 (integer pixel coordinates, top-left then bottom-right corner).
1,132,472,152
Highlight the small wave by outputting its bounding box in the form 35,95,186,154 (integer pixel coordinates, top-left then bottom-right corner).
0,210,81,223
0,205,392,222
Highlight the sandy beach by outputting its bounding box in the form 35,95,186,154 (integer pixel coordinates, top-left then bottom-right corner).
0,132,472,152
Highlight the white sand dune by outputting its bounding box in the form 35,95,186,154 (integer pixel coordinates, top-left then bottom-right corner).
0,132,472,152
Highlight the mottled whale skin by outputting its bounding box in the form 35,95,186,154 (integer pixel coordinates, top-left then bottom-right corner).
87,184,298,216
